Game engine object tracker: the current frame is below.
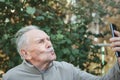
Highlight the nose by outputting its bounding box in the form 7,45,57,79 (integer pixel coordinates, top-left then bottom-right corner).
46,40,52,48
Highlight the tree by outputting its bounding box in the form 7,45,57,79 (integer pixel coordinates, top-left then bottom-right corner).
0,0,120,76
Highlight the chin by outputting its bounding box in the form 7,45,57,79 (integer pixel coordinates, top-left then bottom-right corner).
53,57,56,61
51,56,56,61
51,54,56,59
48,54,56,61
49,58,56,63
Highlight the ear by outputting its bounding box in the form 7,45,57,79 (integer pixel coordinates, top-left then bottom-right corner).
20,50,32,60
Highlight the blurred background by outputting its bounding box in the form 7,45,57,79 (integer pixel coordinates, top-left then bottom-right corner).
0,0,120,78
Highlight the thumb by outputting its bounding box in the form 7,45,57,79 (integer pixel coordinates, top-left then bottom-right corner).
114,30,120,37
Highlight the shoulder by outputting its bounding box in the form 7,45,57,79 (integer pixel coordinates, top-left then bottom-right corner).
52,61,81,78
53,61,75,70
2,64,23,80
53,61,72,66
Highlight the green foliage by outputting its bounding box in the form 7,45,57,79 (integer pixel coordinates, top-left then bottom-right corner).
26,6,36,15
0,0,119,75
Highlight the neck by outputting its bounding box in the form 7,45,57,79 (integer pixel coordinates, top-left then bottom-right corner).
33,61,53,71
38,62,50,71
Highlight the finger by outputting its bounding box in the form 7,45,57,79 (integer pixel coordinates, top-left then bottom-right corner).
111,42,120,47
114,30,120,37
112,47,120,52
110,37,120,42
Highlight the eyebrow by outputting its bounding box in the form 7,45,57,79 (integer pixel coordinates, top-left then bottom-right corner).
34,36,50,41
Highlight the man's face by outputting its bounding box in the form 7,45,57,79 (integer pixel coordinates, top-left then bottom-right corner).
22,29,56,65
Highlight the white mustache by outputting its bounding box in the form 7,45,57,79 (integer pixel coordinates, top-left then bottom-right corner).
46,47,54,53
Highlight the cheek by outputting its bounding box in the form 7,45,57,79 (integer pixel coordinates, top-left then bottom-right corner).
34,48,49,56
30,45,46,54
28,45,47,59
36,47,46,54
32,52,48,61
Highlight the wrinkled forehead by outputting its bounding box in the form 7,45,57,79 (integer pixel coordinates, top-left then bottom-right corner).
25,29,49,39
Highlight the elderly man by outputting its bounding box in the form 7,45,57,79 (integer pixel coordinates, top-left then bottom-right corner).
2,25,120,80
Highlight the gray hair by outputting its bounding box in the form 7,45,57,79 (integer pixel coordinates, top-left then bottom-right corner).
15,25,40,59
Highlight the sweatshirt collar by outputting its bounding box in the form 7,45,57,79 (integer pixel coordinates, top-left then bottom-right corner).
23,60,53,74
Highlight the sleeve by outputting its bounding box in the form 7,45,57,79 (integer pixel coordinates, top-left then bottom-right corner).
2,74,7,80
72,65,100,80
100,62,120,80
72,62,120,80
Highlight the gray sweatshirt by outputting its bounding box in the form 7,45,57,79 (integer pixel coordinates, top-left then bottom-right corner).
2,60,120,80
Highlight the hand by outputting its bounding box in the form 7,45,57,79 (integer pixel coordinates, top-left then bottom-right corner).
109,30,120,52
110,30,120,64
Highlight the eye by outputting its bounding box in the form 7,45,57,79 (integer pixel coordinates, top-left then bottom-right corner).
38,39,44,43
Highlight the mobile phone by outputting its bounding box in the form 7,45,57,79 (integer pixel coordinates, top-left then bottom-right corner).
110,23,120,57
110,24,117,37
